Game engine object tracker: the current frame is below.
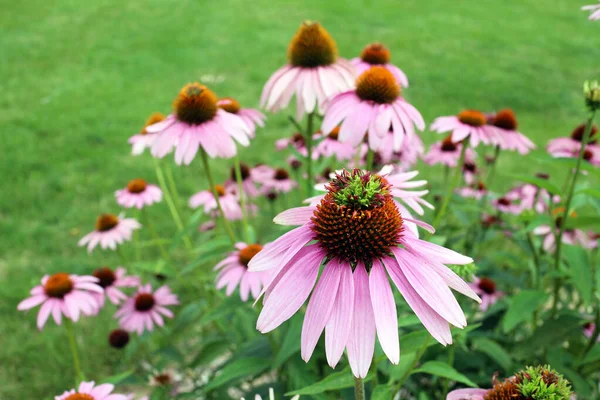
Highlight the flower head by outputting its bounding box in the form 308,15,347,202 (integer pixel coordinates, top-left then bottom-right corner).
251,169,479,378
108,329,130,349
547,123,600,165
78,214,141,253
146,83,251,164
115,178,162,209
314,126,358,161
423,135,477,168
431,110,499,148
217,97,266,138
18,273,103,330
260,167,297,194
92,266,140,307
129,112,166,156
189,185,244,221
322,66,424,151
488,109,535,154
351,43,409,87
115,284,179,335
261,21,355,120
55,381,128,400
468,277,503,311
225,162,263,198
584,80,600,111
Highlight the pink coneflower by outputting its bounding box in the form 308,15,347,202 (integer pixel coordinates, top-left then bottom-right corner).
215,243,273,301
92,266,140,307
115,284,179,335
225,163,262,198
547,123,600,166
55,381,128,400
260,168,297,194
468,277,503,311
260,21,354,120
18,273,103,330
492,195,521,215
583,1,600,20
115,178,162,209
251,169,480,378
147,83,251,164
108,328,130,349
506,182,555,214
423,135,476,168
78,214,141,253
217,97,266,139
462,160,479,185
584,322,599,340
371,130,424,170
533,209,597,251
431,110,499,148
189,185,243,221
129,113,166,156
457,182,487,200
322,66,424,151
351,43,409,88
275,132,320,159
446,388,489,400
488,109,535,154
314,127,357,161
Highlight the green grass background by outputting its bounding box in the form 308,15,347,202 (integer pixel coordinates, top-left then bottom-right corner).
1,0,599,397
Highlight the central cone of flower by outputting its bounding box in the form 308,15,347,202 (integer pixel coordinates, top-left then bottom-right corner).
238,244,263,266
478,278,496,294
497,197,511,206
109,329,130,349
93,266,117,288
584,149,593,161
173,83,218,125
327,126,340,140
96,214,119,232
355,66,401,104
288,21,337,67
44,273,74,298
135,293,155,311
571,123,598,144
441,135,458,151
154,373,172,385
127,178,147,194
214,184,226,197
64,394,95,400
230,163,251,181
141,112,166,135
218,97,241,114
483,380,520,400
463,162,477,173
360,43,391,65
292,132,306,146
274,168,290,180
492,109,518,131
311,169,403,266
458,110,487,127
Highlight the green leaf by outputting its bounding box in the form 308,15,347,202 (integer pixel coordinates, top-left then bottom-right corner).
204,357,270,391
400,330,435,354
564,245,593,306
564,215,600,230
574,187,600,199
412,361,478,387
502,290,548,333
397,314,421,328
100,369,134,384
189,339,231,367
274,314,302,368
371,385,397,400
507,174,561,194
287,368,375,395
388,351,417,382
169,208,205,251
471,337,512,372
582,343,600,365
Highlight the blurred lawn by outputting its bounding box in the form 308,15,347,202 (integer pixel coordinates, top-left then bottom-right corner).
1,0,599,397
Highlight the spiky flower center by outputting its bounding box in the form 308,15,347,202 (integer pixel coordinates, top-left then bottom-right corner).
463,161,477,173
311,169,403,266
93,267,117,288
230,163,251,181
584,149,593,161
44,273,74,298
492,109,518,131
135,293,155,311
478,278,496,294
64,394,94,400
214,184,226,197
458,110,487,127
217,97,241,114
292,133,306,146
238,244,263,266
477,182,487,191
141,112,166,135
497,197,511,206
108,329,130,349
274,168,290,180
571,123,598,144
96,214,119,232
127,178,147,194
355,66,400,104
173,83,218,125
288,21,337,67
360,43,391,65
154,373,172,385
328,126,340,140
441,135,458,152
483,380,520,400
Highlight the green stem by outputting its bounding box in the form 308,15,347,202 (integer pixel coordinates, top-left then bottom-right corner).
305,112,315,197
116,246,128,266
431,142,468,231
478,145,500,210
551,110,596,317
526,232,541,288
153,158,192,250
396,336,431,391
65,320,84,384
442,345,456,395
366,148,375,171
199,149,237,245
234,155,251,243
142,208,170,261
354,377,365,400
164,163,182,208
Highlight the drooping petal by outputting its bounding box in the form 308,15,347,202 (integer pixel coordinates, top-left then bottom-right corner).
325,260,355,368
369,260,400,364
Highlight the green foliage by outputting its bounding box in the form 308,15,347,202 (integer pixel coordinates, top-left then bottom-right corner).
516,365,573,400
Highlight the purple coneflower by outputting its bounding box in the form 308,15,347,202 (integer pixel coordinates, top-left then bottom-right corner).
351,43,409,87
115,178,162,209
431,110,499,148
115,284,179,335
78,214,141,253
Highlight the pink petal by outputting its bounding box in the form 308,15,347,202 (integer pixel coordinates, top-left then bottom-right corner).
369,260,400,364
273,206,316,226
325,260,355,368
248,224,314,272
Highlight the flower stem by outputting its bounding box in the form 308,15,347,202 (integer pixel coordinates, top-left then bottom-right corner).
431,142,468,230
354,377,365,400
234,155,251,243
153,158,192,250
142,208,170,261
305,112,315,197
199,149,237,246
395,336,431,391
164,162,182,208
551,110,596,316
478,145,500,210
366,148,375,171
116,246,129,266
65,319,84,384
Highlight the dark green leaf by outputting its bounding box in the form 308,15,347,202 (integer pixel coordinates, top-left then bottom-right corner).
371,385,397,400
564,245,592,306
470,337,512,371
287,368,375,395
400,330,435,354
413,361,478,387
274,314,302,368
564,215,600,230
100,369,134,384
204,357,270,391
502,290,548,333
